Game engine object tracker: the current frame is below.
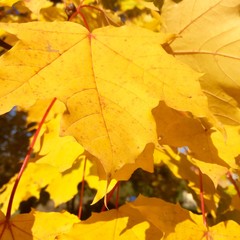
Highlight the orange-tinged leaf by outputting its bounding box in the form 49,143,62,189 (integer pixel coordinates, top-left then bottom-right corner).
153,102,229,169
57,201,164,240
128,195,191,236
164,218,205,240
58,195,194,239
166,212,240,239
161,0,240,125
0,22,212,179
0,210,79,240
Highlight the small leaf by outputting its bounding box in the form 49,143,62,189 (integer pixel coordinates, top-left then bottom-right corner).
0,210,79,240
0,163,60,214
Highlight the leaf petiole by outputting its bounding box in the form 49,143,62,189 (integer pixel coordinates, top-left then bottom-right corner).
5,97,57,220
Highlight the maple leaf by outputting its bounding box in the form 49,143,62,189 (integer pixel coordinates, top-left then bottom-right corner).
0,21,212,180
161,0,240,125
152,102,229,189
168,212,240,240
57,195,191,239
0,210,79,240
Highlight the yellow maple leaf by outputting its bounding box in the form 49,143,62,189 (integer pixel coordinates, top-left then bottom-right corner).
0,210,79,240
153,102,228,187
161,0,240,125
57,205,162,240
58,195,192,239
0,22,211,180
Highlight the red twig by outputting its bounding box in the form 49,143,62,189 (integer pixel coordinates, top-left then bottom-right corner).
77,10,90,31
67,1,112,30
5,97,57,220
192,166,209,239
101,182,119,212
78,157,87,219
227,171,240,198
198,169,207,227
115,182,120,209
80,5,111,25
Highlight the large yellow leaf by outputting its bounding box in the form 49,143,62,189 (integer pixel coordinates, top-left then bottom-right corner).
57,195,192,239
0,22,211,179
161,0,240,125
57,205,163,240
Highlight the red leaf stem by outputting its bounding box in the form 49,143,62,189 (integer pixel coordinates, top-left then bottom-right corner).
115,182,120,209
101,182,119,212
5,97,57,220
78,157,87,219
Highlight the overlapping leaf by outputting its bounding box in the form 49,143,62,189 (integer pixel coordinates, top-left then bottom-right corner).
57,195,191,239
152,102,229,188
0,22,212,179
161,0,240,125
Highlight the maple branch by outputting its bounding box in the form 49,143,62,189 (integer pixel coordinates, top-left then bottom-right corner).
101,182,119,212
5,97,57,220
77,10,90,31
115,182,120,209
198,168,207,227
78,157,87,219
80,5,111,25
191,166,208,227
193,167,211,240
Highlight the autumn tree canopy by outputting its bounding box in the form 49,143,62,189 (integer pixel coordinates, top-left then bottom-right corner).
0,0,240,239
